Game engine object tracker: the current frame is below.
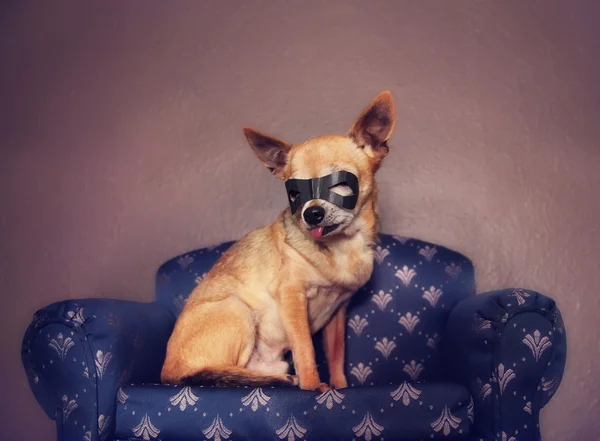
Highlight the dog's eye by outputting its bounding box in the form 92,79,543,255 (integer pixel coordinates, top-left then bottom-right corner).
288,190,300,202
329,183,354,197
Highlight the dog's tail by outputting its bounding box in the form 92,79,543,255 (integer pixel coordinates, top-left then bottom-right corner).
178,365,298,388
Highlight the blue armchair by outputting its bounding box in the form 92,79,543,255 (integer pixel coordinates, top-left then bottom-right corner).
22,234,566,441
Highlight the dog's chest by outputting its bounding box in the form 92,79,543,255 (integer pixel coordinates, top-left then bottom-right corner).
329,233,374,286
306,285,353,333
304,236,374,333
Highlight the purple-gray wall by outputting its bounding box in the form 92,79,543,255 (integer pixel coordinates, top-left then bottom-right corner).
1,2,599,440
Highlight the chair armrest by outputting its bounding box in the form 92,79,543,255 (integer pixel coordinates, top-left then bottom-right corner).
21,298,175,441
443,289,567,441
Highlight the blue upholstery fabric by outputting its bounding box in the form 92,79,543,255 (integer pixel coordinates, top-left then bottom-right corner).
114,382,473,441
444,289,567,441
340,234,476,386
21,299,175,441
21,233,567,441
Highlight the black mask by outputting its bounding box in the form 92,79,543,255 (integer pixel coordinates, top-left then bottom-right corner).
284,171,359,215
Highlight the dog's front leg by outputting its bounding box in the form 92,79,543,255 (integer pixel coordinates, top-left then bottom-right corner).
279,283,328,392
323,303,349,389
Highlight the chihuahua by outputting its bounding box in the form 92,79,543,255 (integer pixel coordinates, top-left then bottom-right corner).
161,91,395,391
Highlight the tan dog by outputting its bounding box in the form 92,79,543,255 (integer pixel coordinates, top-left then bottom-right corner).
161,91,395,391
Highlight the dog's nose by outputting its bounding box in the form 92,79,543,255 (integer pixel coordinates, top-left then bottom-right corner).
303,206,325,225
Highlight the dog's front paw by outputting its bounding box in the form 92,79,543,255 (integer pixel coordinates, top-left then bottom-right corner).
313,382,331,393
329,374,348,390
299,377,328,392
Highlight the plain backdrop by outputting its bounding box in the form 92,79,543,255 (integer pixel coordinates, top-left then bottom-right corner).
1,1,599,440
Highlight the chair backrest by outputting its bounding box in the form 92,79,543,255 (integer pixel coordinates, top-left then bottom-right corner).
155,233,475,385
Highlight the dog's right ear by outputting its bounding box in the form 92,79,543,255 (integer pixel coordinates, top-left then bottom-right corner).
243,128,293,179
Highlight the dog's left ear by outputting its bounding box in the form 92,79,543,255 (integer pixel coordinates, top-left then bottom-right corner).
348,91,395,169
243,128,293,179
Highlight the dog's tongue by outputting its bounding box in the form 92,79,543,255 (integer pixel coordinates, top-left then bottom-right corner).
309,227,324,239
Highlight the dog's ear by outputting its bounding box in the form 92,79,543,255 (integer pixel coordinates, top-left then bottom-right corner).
243,128,293,179
348,91,395,168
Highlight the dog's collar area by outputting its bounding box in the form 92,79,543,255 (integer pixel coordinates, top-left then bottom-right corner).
284,171,359,215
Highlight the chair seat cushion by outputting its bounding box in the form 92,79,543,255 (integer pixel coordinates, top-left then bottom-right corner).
115,382,473,441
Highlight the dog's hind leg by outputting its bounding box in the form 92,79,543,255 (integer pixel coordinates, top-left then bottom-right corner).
162,296,296,387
